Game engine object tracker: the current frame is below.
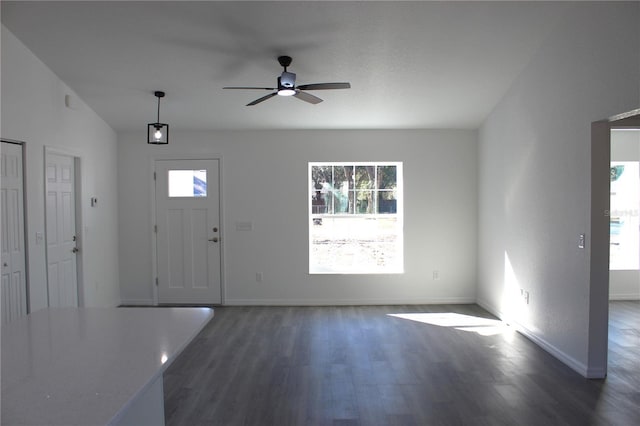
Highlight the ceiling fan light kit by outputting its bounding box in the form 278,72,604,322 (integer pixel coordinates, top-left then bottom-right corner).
147,91,169,145
277,72,296,96
224,56,351,106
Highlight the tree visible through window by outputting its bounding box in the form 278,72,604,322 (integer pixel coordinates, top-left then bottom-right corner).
309,162,403,274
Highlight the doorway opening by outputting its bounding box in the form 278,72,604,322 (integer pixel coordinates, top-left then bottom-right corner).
609,128,640,296
590,109,640,378
608,120,640,380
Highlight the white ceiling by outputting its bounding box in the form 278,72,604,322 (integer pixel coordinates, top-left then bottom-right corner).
1,1,572,131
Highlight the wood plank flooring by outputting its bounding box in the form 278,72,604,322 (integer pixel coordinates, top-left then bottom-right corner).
164,303,640,426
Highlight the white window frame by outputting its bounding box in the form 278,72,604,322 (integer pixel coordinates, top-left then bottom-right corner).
308,161,404,274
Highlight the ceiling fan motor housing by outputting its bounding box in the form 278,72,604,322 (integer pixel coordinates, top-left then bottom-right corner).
280,71,296,88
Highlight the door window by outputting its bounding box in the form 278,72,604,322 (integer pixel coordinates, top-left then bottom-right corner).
168,169,207,197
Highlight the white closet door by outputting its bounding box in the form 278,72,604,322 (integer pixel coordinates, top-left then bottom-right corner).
45,152,78,307
1,141,27,324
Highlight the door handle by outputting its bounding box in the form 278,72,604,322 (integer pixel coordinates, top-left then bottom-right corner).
208,237,219,243
72,247,80,253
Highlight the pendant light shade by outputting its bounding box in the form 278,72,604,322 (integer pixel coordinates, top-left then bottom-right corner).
148,91,169,145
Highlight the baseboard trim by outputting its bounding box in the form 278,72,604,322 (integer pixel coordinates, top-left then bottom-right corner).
516,322,590,378
585,366,607,379
224,297,477,306
609,294,640,301
476,297,592,378
119,299,155,307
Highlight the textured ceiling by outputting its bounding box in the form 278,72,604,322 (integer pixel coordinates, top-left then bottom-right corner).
1,1,572,131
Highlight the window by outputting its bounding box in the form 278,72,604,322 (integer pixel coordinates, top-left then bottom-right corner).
610,161,639,270
309,162,403,274
168,169,207,197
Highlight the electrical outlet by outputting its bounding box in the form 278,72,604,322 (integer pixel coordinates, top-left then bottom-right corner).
432,270,440,281
256,272,263,283
524,291,530,305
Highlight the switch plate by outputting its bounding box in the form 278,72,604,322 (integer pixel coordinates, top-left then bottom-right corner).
236,221,253,231
578,233,585,249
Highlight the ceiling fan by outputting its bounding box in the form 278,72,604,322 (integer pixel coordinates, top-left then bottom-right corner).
223,56,351,106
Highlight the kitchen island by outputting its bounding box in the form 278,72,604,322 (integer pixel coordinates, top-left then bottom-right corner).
1,307,213,425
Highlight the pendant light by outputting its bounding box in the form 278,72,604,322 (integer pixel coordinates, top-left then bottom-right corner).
147,91,169,145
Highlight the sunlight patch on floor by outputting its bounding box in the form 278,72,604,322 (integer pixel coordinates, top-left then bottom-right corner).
387,312,512,336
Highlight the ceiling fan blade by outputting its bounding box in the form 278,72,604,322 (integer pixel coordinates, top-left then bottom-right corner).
247,92,278,106
296,82,351,91
223,86,276,91
294,91,323,104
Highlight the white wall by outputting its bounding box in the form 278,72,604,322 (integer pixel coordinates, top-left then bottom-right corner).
477,2,640,377
118,129,477,305
1,25,120,310
610,129,640,300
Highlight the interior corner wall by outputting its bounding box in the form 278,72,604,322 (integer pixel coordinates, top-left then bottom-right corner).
1,25,120,310
117,129,477,306
610,129,640,300
477,2,640,376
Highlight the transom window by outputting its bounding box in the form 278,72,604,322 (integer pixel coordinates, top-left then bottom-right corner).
309,162,403,274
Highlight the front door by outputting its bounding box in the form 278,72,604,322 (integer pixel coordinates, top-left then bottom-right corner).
155,159,222,304
45,152,79,307
1,141,28,324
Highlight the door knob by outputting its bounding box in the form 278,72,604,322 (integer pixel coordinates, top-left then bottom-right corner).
2,262,7,267
72,247,80,253
208,237,219,243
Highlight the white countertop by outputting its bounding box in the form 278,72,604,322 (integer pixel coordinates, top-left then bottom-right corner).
1,307,214,425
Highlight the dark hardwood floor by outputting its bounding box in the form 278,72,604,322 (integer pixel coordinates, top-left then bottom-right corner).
164,302,640,426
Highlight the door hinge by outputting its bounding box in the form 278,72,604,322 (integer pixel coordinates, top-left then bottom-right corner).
154,224,157,233
153,171,156,181
155,277,159,286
